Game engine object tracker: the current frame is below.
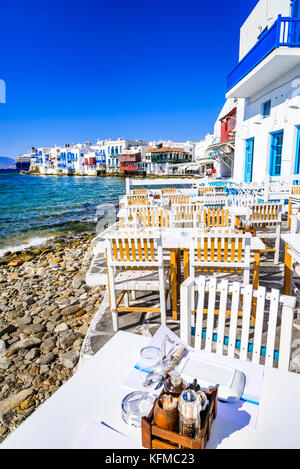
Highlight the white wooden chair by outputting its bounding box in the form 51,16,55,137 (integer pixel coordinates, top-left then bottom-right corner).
104,231,170,331
249,203,283,264
180,276,296,371
133,206,173,229
194,207,230,229
189,232,252,285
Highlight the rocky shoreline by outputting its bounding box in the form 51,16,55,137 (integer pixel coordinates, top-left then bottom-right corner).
0,233,103,443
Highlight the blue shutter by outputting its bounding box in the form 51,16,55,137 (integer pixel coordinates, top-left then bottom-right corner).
294,126,300,183
269,131,284,176
244,138,254,183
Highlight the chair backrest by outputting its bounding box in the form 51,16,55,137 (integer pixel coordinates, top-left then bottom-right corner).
162,187,177,195
105,231,163,270
180,276,296,371
292,185,300,195
198,186,214,196
126,195,149,206
250,203,282,225
197,207,230,228
134,206,173,229
172,203,197,228
132,188,148,195
170,195,190,205
189,233,251,284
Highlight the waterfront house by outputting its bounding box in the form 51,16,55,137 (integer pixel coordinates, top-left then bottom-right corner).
225,0,300,183
144,145,192,174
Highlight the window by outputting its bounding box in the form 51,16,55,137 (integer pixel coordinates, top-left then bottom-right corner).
244,138,254,183
269,130,284,176
262,100,271,118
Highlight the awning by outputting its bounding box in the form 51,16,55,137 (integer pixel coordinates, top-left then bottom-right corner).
207,141,235,155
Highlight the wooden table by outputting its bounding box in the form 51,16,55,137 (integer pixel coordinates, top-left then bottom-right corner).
2,331,300,449
282,234,300,295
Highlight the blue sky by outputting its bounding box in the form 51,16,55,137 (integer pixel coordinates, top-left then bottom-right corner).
0,0,259,158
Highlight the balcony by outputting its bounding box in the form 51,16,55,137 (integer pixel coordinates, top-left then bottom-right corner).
227,16,300,98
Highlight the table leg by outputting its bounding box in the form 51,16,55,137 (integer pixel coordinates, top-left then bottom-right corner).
284,243,292,296
288,199,292,229
252,251,260,290
251,251,260,324
176,249,181,296
184,249,190,281
170,249,178,321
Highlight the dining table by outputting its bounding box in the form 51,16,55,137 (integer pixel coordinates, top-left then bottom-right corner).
1,330,300,449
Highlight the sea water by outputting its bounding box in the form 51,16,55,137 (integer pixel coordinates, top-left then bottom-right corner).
0,173,126,255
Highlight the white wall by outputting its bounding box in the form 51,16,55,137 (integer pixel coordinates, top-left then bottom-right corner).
234,63,300,182
239,0,291,60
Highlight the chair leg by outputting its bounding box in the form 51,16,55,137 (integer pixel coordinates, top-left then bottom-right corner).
108,265,118,332
131,291,136,301
274,227,280,265
159,267,167,326
167,290,171,310
124,292,129,307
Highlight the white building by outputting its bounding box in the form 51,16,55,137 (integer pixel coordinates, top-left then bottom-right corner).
149,140,196,161
226,0,300,183
97,138,149,172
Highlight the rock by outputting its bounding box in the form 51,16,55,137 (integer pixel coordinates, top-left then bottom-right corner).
0,389,34,425
6,337,42,358
58,330,76,350
17,316,32,329
39,338,56,354
39,352,55,365
0,324,16,338
54,323,69,334
60,351,79,369
72,274,84,290
25,348,39,361
22,324,46,335
0,359,12,371
60,305,82,316
51,258,63,264
40,365,49,375
0,340,6,358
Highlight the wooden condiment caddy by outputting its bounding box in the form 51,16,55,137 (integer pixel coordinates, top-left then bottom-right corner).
141,387,218,449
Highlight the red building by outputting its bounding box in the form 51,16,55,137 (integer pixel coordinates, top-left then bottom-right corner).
220,107,236,143
119,152,142,172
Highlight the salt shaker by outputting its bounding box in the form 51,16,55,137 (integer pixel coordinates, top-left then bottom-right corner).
178,389,202,440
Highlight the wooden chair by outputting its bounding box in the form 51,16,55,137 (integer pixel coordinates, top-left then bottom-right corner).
172,204,196,228
134,206,173,229
126,195,149,206
189,233,251,285
194,208,230,229
162,187,177,195
249,203,282,264
180,276,296,371
169,195,190,205
105,231,170,331
132,188,148,195
198,187,214,196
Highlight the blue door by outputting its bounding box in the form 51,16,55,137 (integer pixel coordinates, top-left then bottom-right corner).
292,0,300,18
290,0,300,43
244,138,254,183
269,131,284,177
294,126,300,178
